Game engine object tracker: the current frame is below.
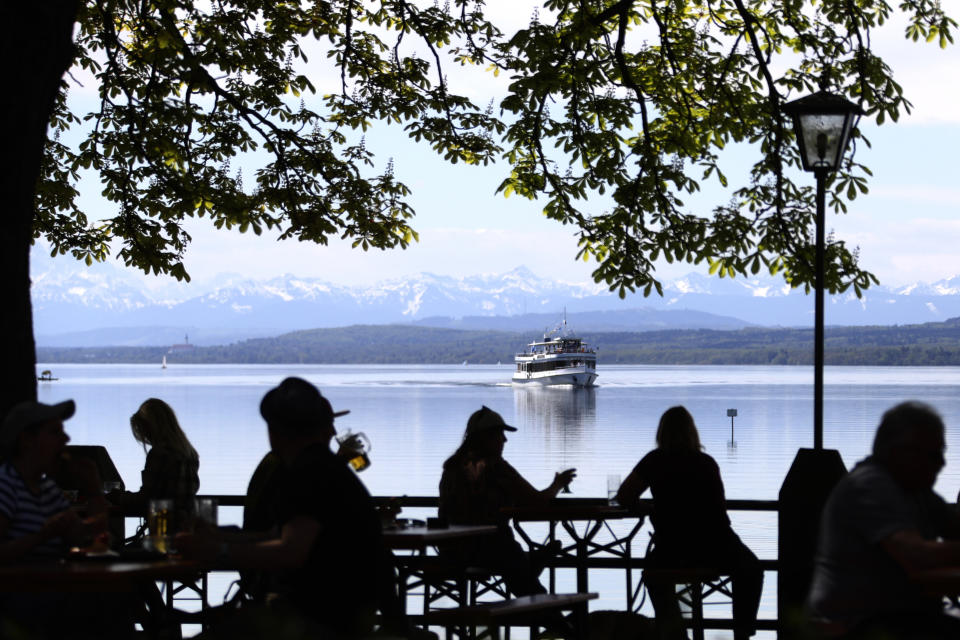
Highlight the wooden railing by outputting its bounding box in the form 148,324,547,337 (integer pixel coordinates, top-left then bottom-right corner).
187,495,782,632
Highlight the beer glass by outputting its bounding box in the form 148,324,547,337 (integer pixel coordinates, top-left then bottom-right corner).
607,474,621,506
102,480,123,493
337,430,372,472
146,499,173,553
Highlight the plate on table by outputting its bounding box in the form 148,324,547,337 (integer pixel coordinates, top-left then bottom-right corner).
384,518,426,530
67,548,121,562
395,518,426,529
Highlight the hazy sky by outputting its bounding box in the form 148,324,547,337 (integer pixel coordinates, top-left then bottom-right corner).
47,5,960,291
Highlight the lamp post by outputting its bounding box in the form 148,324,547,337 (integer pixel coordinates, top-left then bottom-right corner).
777,90,862,632
782,90,864,450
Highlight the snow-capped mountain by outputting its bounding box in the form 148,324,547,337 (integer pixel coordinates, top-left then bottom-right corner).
29,249,960,346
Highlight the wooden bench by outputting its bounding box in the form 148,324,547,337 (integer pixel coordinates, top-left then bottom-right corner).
396,556,510,614
423,592,598,640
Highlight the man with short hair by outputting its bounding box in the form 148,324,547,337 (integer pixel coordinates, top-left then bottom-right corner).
178,377,392,639
807,401,960,639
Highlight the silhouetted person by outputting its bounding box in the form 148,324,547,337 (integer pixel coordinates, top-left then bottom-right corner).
109,398,200,514
807,401,960,639
238,447,409,639
439,405,576,597
177,377,397,639
0,400,132,638
617,406,762,640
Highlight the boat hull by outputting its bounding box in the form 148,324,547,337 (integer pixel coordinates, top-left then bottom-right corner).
511,368,598,387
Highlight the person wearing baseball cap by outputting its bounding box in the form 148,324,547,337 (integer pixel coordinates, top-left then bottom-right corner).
0,399,106,561
176,377,399,638
0,400,131,639
438,405,576,598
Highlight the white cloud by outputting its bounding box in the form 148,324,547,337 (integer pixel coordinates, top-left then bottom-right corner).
869,186,960,206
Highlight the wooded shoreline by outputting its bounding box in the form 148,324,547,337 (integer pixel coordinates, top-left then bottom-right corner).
35,318,960,366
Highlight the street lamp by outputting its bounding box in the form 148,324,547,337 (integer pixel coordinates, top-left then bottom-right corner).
777,91,862,628
782,90,863,450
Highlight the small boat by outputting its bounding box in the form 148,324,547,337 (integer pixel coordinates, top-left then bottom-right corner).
37,370,58,382
512,314,597,387
161,355,167,369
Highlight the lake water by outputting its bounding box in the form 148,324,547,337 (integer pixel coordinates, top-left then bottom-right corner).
35,363,960,636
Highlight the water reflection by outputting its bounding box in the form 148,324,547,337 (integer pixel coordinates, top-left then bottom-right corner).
513,386,596,440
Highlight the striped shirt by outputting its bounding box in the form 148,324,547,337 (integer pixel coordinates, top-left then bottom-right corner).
0,463,70,558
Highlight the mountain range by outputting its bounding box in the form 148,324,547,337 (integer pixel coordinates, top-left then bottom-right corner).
30,249,960,347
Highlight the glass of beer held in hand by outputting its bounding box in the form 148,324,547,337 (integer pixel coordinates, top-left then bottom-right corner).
336,430,372,472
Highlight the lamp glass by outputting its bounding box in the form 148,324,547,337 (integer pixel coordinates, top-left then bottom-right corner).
797,113,850,172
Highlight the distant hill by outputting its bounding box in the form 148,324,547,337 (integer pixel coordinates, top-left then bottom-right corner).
412,308,751,332
34,326,281,348
35,317,960,366
34,308,751,348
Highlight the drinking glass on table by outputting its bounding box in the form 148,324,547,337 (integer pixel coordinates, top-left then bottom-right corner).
145,499,173,553
193,498,218,528
102,480,123,494
607,474,621,506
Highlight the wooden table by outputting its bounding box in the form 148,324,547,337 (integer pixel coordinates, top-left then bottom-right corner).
426,592,600,639
0,557,202,593
383,523,499,614
502,503,646,603
910,567,960,596
382,524,499,551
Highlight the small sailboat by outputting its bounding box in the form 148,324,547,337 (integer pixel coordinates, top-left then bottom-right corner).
161,355,167,369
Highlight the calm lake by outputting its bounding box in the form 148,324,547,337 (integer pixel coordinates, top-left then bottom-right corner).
35,363,960,635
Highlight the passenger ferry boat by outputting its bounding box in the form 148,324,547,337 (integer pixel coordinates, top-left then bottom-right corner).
512,317,597,387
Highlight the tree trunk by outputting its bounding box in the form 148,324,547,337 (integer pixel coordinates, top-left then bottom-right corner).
0,1,79,418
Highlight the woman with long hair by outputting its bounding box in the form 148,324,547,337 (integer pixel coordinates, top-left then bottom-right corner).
115,398,200,511
439,405,575,597
617,406,762,640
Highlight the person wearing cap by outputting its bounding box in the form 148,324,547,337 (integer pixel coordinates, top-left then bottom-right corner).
0,399,108,563
438,405,576,597
0,400,132,638
176,377,395,639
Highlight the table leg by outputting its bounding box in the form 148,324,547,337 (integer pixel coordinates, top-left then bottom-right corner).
571,600,588,640
576,537,588,593
549,521,557,594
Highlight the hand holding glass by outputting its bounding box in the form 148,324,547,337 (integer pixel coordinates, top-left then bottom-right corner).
555,468,577,494
337,430,372,472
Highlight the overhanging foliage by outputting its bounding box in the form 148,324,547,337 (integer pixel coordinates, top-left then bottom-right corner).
37,0,955,297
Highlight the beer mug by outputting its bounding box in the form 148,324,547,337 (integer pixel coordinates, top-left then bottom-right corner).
145,499,173,553
337,430,372,472
607,474,621,506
